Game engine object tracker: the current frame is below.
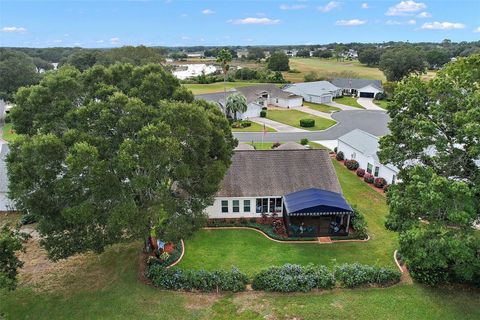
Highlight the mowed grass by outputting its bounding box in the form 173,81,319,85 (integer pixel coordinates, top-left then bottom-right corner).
178,159,398,275
2,123,19,142
334,96,364,109
231,122,276,132
304,101,341,113
373,99,390,110
285,58,386,83
266,109,336,131
184,82,268,95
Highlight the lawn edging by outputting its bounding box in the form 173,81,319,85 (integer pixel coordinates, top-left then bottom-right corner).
166,239,185,268
203,226,370,244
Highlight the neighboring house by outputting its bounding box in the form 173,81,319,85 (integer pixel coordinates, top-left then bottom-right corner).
282,81,342,104
0,141,15,212
186,52,204,58
236,50,249,58
337,129,399,184
195,84,302,120
283,49,298,57
205,149,354,237
331,78,383,98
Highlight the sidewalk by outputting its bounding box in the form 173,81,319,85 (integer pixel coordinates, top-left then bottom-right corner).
251,117,307,133
296,106,333,120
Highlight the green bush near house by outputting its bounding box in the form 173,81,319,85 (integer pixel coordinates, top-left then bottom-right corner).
300,118,315,128
260,110,267,117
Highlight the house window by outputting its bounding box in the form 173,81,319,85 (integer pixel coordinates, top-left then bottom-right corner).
232,200,240,213
351,152,356,159
256,198,269,213
221,200,228,213
244,200,251,212
275,198,282,212
367,163,373,174
374,166,380,177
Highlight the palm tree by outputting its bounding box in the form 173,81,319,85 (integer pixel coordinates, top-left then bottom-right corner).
226,92,247,121
216,48,233,106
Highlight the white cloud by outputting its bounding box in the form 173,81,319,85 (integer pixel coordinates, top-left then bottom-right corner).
416,11,431,18
318,1,341,13
421,21,466,30
280,4,307,10
335,19,366,26
73,42,82,46
361,3,369,9
53,39,62,43
96,40,105,43
181,36,190,40
386,1,426,16
386,19,416,25
229,17,280,25
1,26,27,33
110,37,120,44
202,9,214,15
474,27,480,33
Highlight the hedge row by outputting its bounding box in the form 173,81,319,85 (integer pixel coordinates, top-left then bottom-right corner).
148,265,248,292
334,263,401,288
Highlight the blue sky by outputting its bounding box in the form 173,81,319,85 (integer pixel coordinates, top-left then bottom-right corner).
1,0,479,47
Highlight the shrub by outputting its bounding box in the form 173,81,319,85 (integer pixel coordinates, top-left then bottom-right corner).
345,159,359,171
375,92,386,100
334,147,338,153
373,177,387,188
148,265,248,292
299,118,315,128
271,142,281,149
260,110,267,117
241,120,252,128
20,214,37,225
356,168,365,177
336,151,344,161
300,138,309,145
364,173,374,184
383,184,390,193
149,241,183,268
231,121,243,128
249,217,257,224
239,217,248,224
334,263,401,288
252,264,335,292
350,208,368,239
262,107,267,111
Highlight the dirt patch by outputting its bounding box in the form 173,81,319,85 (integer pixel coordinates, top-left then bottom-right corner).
184,292,221,310
233,291,277,318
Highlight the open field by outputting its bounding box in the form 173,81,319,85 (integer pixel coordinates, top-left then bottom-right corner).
231,122,275,133
2,162,479,319
266,109,336,131
184,82,266,95
334,96,364,109
304,101,341,113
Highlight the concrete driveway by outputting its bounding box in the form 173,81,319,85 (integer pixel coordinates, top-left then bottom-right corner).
357,98,385,111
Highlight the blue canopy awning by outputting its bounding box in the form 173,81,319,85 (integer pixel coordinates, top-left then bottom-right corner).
284,188,353,216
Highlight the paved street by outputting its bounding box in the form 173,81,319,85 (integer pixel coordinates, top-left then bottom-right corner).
235,110,390,142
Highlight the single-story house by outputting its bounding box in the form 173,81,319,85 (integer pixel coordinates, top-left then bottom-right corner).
337,129,399,184
282,81,342,104
331,78,383,98
0,141,15,212
205,149,354,237
195,84,302,120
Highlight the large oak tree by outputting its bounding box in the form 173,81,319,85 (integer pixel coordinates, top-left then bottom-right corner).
8,63,235,260
379,55,480,285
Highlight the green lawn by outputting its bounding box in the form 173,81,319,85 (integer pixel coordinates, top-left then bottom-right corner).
373,99,390,110
231,122,275,132
266,109,336,131
285,58,386,83
333,96,364,109
304,101,341,113
2,123,19,142
178,160,397,274
184,82,268,95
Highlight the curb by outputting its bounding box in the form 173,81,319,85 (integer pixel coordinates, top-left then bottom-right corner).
203,226,370,244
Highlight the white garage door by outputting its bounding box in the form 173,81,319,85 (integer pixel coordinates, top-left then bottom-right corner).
321,95,332,103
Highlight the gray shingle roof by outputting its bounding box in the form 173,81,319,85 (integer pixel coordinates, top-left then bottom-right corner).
275,142,307,150
331,78,383,91
283,81,339,97
216,149,343,197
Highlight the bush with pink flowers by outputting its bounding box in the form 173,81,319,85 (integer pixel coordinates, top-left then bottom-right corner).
345,159,359,171
374,177,387,188
356,168,365,177
364,173,374,184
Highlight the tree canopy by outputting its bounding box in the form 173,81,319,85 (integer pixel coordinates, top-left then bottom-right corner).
379,55,480,286
0,224,28,291
267,52,289,71
226,92,247,121
0,49,40,101
8,63,236,260
379,46,427,81
358,46,382,66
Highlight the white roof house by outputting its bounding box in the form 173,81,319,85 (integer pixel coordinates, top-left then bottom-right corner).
337,129,399,184
282,81,342,104
331,78,383,98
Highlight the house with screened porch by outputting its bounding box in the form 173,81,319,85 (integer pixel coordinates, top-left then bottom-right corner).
205,147,354,237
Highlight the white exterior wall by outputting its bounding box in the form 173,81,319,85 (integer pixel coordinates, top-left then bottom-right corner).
356,84,383,98
269,97,303,108
238,103,262,120
205,196,284,219
337,141,399,184
306,94,333,104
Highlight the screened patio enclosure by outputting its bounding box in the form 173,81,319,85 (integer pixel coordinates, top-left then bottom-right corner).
283,188,354,237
